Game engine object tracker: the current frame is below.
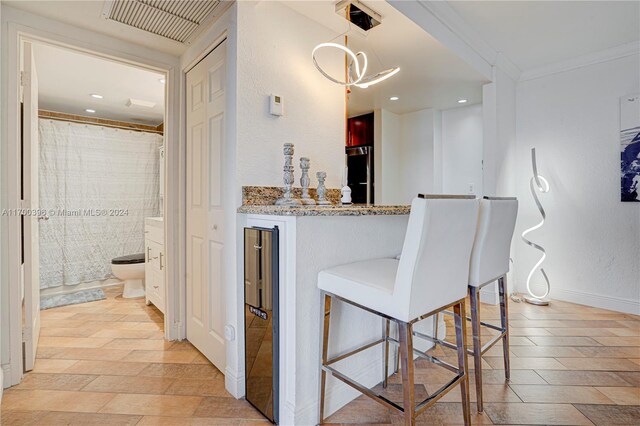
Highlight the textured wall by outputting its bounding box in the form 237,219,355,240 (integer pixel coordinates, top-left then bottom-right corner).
236,1,345,189
515,54,640,312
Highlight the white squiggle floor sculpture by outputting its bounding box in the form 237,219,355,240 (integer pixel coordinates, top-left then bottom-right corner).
521,148,551,306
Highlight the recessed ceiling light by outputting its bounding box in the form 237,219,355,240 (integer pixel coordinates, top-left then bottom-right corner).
90,94,103,99
159,78,166,84
85,109,96,113
458,99,468,104
389,96,399,101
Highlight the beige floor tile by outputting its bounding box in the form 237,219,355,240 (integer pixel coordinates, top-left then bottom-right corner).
616,371,640,386
122,349,199,364
576,346,640,358
38,336,113,349
535,370,636,386
508,327,552,336
574,404,640,426
546,327,618,337
36,411,142,425
0,410,48,425
102,338,173,351
593,336,640,346
64,360,149,376
138,363,220,379
484,356,567,370
474,369,547,385
428,382,521,403
509,384,614,404
14,373,97,391
89,329,158,339
484,402,594,425
69,313,127,322
32,359,78,373
595,386,640,405
99,393,203,416
193,397,277,420
558,357,640,371
607,327,640,336
40,326,102,338
137,416,270,425
48,347,133,361
510,346,584,358
165,377,231,397
1,389,115,413
527,336,601,346
82,375,175,394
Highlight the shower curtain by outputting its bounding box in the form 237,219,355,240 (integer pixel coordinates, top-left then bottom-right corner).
38,119,163,289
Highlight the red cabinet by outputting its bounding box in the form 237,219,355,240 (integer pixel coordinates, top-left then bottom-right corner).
347,112,374,147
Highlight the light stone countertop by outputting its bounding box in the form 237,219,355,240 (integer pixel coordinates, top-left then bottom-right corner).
237,204,411,216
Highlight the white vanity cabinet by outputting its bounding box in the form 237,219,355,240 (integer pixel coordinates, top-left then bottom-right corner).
145,217,165,314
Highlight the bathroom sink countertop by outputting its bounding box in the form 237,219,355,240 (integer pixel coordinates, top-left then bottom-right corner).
237,203,411,216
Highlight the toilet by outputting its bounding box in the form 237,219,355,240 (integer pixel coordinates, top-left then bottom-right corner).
111,253,146,298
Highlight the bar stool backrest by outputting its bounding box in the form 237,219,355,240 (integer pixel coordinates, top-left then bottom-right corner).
468,197,518,287
395,195,479,322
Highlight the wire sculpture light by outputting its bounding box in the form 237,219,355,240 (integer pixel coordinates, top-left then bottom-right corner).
521,148,551,306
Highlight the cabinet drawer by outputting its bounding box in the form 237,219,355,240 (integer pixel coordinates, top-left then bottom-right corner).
145,224,164,245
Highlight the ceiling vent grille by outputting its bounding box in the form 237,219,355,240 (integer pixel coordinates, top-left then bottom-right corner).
103,0,222,43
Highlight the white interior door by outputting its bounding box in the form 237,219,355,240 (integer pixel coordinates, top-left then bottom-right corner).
22,42,41,372
186,40,227,372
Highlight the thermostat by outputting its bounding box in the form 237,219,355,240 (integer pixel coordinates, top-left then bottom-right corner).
270,94,283,116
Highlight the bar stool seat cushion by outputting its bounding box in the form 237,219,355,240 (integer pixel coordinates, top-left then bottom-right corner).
318,258,400,318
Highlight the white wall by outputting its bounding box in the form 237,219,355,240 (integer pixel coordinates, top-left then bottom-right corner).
236,1,345,189
441,103,483,196
515,54,640,314
376,108,438,205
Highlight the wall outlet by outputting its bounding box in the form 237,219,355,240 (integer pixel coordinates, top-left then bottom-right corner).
468,183,475,194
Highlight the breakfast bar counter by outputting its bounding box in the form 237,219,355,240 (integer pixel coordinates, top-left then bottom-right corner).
238,205,442,425
237,203,411,216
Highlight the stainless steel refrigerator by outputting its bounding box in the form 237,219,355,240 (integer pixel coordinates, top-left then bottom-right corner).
244,226,279,423
346,146,374,204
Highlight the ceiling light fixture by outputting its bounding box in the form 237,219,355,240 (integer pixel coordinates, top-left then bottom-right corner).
458,99,468,104
90,94,103,99
85,109,96,113
312,42,399,89
389,96,399,101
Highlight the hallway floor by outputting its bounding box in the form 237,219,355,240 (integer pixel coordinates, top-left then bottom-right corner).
1,287,638,425
0,285,267,425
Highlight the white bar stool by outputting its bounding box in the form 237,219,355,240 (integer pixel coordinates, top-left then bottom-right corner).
317,195,479,426
436,196,518,413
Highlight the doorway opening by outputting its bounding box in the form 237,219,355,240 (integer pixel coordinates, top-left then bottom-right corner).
20,39,169,371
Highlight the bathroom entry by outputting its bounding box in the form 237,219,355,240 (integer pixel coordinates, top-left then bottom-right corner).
19,40,168,371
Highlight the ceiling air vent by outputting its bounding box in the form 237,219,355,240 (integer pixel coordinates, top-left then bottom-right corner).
335,0,381,32
102,0,223,43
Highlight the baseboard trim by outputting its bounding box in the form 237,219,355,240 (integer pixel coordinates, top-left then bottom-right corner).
0,366,4,404
2,364,11,389
224,367,244,399
549,287,640,315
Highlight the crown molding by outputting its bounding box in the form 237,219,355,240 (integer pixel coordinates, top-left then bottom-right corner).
520,41,640,82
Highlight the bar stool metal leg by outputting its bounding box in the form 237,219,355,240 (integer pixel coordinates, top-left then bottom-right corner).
469,287,483,412
383,319,390,388
398,322,415,426
498,276,510,380
454,300,471,426
319,292,332,424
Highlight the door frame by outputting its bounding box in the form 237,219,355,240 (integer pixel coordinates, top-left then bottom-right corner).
4,22,181,387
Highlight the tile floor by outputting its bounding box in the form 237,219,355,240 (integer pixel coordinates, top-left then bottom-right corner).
0,286,638,425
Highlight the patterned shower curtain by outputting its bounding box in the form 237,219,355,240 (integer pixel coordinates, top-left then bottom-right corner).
38,119,162,289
